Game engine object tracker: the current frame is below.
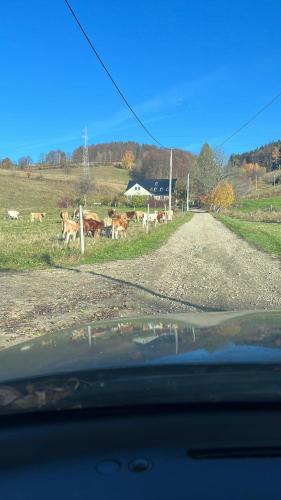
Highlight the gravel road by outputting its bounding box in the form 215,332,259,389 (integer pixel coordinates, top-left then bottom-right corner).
1,212,281,348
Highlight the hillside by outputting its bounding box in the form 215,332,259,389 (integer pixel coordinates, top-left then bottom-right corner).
0,165,129,213
229,140,281,171
9,142,195,184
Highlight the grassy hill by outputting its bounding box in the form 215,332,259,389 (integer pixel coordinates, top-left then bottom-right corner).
0,165,129,214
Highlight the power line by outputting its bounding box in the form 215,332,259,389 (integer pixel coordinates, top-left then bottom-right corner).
63,0,165,148
218,90,281,149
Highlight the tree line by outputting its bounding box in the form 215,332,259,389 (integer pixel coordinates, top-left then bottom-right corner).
0,141,229,202
229,140,281,172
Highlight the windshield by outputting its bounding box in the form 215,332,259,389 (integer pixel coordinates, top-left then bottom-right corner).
1,0,281,414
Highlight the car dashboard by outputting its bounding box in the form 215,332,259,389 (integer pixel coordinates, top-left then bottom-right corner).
1,403,281,499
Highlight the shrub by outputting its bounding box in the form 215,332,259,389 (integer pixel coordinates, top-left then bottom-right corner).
129,195,150,208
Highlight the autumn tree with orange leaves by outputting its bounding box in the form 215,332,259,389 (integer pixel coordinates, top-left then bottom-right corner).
210,181,235,211
122,150,135,170
240,162,266,180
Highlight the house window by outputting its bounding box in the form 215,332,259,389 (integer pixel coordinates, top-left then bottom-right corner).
160,187,163,192
134,186,138,190
138,186,140,190
155,181,158,186
166,187,169,191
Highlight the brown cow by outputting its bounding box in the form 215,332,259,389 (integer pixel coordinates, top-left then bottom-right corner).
84,211,101,222
157,211,166,223
62,219,80,244
112,212,127,221
83,218,104,239
108,208,116,218
30,212,46,222
125,211,136,221
73,209,101,222
112,218,129,239
135,210,145,222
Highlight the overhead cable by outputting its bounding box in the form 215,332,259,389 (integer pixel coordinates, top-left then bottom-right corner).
64,0,165,148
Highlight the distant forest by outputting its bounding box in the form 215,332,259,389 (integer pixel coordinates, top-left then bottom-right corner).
72,141,195,182
1,141,195,184
229,140,281,171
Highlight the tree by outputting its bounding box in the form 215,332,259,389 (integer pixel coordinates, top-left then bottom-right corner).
38,153,46,164
272,147,281,170
18,156,32,170
1,157,13,169
45,150,66,166
240,162,266,180
210,181,235,211
193,143,222,196
229,140,281,172
122,150,135,170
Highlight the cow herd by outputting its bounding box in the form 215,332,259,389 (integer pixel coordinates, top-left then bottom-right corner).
5,207,173,246
60,208,173,244
7,210,46,222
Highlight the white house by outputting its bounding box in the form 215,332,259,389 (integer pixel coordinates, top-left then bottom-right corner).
124,182,151,197
124,179,177,200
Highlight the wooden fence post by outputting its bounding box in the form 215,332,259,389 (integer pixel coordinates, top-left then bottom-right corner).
79,205,85,254
146,203,149,234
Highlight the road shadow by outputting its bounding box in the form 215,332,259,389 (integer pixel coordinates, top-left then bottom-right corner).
40,253,223,313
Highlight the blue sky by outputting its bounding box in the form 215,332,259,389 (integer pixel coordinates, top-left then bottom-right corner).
1,0,281,161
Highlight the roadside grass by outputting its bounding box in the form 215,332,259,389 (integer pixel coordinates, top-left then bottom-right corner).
222,208,281,223
216,214,281,258
236,195,281,213
0,213,193,271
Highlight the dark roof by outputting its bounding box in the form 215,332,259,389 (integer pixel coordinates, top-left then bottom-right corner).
125,178,177,195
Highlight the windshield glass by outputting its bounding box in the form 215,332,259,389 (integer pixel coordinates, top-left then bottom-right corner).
1,0,281,413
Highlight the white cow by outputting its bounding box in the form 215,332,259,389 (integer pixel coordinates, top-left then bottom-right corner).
7,210,20,220
142,212,159,227
163,209,173,220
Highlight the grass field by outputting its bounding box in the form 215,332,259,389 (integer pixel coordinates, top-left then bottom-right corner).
216,214,281,258
0,166,192,271
0,165,129,212
0,212,193,271
236,195,281,213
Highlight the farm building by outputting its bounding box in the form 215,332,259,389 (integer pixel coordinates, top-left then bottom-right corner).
124,179,177,200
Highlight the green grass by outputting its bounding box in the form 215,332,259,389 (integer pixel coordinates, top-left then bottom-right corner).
0,213,193,271
0,165,129,213
216,214,281,257
237,195,281,213
0,166,191,271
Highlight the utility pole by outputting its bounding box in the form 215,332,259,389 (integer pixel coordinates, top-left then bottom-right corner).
186,173,190,212
168,148,173,220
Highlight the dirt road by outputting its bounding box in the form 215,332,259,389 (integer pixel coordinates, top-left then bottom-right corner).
1,213,281,348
